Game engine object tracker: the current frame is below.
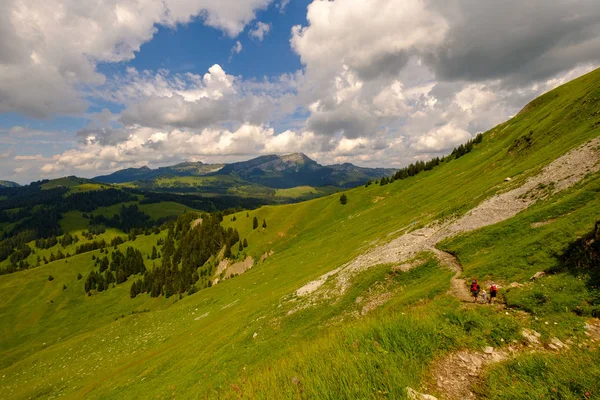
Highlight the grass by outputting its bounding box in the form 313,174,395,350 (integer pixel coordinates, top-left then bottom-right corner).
480,350,600,399
1,68,600,398
274,186,338,199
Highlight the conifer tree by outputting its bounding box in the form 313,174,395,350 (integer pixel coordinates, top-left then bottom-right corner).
253,216,258,229
340,194,348,205
262,219,267,228
239,241,244,252
243,238,248,248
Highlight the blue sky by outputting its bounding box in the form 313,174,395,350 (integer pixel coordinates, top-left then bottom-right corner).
1,0,599,184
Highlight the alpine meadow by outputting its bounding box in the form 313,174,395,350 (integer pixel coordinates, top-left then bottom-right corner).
0,66,599,399
2,1,600,399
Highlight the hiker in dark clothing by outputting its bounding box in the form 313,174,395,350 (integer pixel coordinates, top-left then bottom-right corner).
489,283,498,304
470,279,480,303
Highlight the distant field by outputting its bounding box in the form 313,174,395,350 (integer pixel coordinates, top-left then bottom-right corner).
139,201,193,219
68,183,106,193
40,177,88,190
274,185,338,198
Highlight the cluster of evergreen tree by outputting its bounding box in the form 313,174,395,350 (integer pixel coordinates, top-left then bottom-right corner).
130,212,242,299
89,204,151,233
0,230,37,267
389,133,484,182
59,232,79,247
35,236,58,249
0,208,32,223
60,189,135,212
391,158,441,181
87,224,106,236
47,249,71,263
75,239,107,254
450,133,483,159
85,246,146,293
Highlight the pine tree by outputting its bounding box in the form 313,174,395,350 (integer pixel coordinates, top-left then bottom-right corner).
262,219,267,228
239,241,244,252
243,238,248,248
253,216,258,229
77,272,82,280
340,194,348,205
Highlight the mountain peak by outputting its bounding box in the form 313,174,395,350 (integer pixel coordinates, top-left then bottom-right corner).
280,153,315,165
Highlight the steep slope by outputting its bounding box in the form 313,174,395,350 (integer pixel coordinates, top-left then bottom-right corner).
1,68,600,399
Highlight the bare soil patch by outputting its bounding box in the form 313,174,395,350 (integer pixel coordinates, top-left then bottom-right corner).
225,257,254,278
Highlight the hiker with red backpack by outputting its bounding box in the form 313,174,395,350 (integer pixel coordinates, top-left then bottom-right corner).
489,283,498,304
470,279,480,303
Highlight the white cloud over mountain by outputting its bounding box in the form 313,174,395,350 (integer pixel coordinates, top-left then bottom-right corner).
2,0,600,182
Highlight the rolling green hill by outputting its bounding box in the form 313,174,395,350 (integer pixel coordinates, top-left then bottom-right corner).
1,68,600,399
0,180,20,188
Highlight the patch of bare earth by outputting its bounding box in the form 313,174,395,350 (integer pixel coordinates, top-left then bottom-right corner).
295,137,600,301
530,218,556,228
259,250,274,263
224,256,254,278
427,348,510,400
425,327,579,400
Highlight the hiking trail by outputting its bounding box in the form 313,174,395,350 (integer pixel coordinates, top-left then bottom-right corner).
296,136,600,301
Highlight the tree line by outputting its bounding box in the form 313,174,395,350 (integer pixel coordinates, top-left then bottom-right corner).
385,133,484,183
129,212,246,299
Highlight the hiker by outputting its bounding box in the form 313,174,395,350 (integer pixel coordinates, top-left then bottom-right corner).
470,279,480,303
489,282,498,304
481,289,487,303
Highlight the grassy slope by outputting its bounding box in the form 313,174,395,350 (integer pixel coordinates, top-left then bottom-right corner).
0,69,599,399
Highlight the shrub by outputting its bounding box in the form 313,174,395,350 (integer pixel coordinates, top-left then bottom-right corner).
340,194,348,205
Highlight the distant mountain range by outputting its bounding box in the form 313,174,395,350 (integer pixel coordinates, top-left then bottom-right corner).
0,180,20,188
94,153,396,189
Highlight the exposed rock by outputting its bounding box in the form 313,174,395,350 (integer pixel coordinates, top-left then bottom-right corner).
483,346,494,354
530,271,546,281
252,332,258,339
510,282,523,288
406,387,438,400
549,337,568,350
522,329,541,345
504,177,512,182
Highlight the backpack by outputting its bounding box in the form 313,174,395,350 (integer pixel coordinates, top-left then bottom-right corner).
490,284,498,293
471,282,478,292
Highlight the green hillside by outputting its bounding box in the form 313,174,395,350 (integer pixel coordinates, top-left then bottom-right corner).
1,69,600,399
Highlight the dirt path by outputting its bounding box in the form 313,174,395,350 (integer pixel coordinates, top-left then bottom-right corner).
430,248,473,303
296,136,600,299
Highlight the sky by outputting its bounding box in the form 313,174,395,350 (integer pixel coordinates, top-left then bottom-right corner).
1,0,600,185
